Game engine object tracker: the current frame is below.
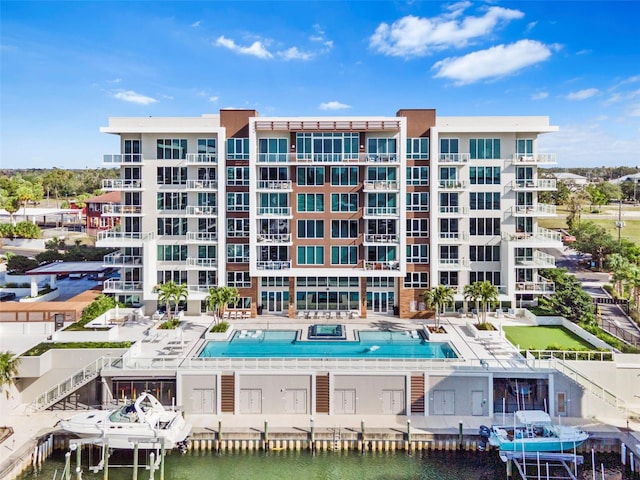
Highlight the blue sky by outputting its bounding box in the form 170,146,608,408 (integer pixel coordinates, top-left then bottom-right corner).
1,1,639,169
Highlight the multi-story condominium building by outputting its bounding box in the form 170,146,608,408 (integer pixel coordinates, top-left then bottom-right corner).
98,109,559,317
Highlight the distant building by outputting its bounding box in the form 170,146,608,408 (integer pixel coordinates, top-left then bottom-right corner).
85,191,121,235
553,172,588,187
609,172,640,184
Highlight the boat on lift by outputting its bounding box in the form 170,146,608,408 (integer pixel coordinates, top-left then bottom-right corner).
482,410,588,453
59,392,191,451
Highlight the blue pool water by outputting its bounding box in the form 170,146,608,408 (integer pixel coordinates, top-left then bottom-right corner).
199,330,458,359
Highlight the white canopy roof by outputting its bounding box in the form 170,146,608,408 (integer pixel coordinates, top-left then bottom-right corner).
515,410,552,424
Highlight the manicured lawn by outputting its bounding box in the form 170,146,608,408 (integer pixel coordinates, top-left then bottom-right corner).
503,325,595,350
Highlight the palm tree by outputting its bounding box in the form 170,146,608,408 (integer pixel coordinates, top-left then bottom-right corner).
206,286,240,323
463,282,483,324
156,281,189,319
423,285,455,330
607,253,631,298
0,351,20,399
478,280,499,325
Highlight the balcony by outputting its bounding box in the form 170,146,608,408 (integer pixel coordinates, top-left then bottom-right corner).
186,258,218,270
186,232,217,243
363,180,399,191
510,153,557,165
101,179,143,191
257,260,292,270
363,260,400,271
186,205,218,216
439,258,470,270
511,179,557,191
363,207,398,217
186,284,215,300
502,227,562,247
257,206,292,217
186,179,218,191
439,153,470,164
257,233,292,244
515,275,555,294
103,252,143,266
263,153,400,164
439,231,469,242
103,153,144,166
439,180,468,190
439,206,469,216
510,204,556,217
363,233,399,244
96,231,154,248
103,279,143,293
186,153,217,164
101,205,143,216
515,250,556,268
257,180,292,191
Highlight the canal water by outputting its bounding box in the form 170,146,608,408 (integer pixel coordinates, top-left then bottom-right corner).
19,449,626,480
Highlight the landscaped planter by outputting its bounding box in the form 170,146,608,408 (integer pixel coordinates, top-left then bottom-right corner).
52,326,119,343
205,324,234,341
19,289,59,302
18,349,54,378
423,325,450,341
468,320,500,339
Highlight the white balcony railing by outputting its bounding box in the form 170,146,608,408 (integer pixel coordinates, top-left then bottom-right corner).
511,179,557,191
186,232,218,243
186,258,218,269
515,276,555,293
101,179,143,190
103,153,143,165
257,180,292,190
511,204,556,216
439,180,468,189
185,153,217,164
510,153,557,165
186,205,218,216
439,258,470,269
515,250,556,268
257,260,292,270
363,180,399,191
257,233,292,243
439,153,470,163
364,234,399,243
101,205,143,215
363,260,400,271
503,227,562,244
439,206,469,215
439,231,469,241
257,153,400,164
103,279,143,293
364,207,398,216
96,231,154,243
103,253,143,266
186,179,218,190
257,206,292,216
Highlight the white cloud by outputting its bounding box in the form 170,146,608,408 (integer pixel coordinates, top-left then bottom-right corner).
209,96,219,103
191,20,201,28
215,36,273,59
531,91,549,100
628,103,640,117
310,23,334,49
432,40,552,85
576,49,592,55
525,21,537,32
112,90,157,105
319,101,351,110
566,88,599,100
370,5,524,57
278,47,313,61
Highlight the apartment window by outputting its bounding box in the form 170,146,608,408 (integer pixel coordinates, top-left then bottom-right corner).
296,277,359,288
198,271,217,286
407,167,429,185
156,167,187,185
258,138,288,162
227,218,249,237
440,138,459,158
470,192,501,210
404,272,429,288
367,166,397,181
261,277,290,287
516,167,534,183
296,132,359,161
439,271,458,286
259,167,288,182
197,192,217,207
440,218,459,237
367,138,397,155
331,167,358,186
470,166,501,185
157,270,187,285
227,138,249,160
157,192,187,210
197,167,216,181
406,137,429,160
227,167,249,186
406,219,429,237
297,167,325,186
331,193,358,212
124,139,141,162
227,192,249,211
157,217,187,236
331,246,358,265
470,271,501,285
469,138,501,160
469,218,500,236
297,246,324,265
198,218,217,235
407,244,429,263
366,246,396,262
439,192,459,212
367,277,395,287
440,245,459,261
227,244,249,263
229,297,252,309
157,244,187,261
227,271,251,288
260,219,289,236
516,217,533,234
259,245,289,262
470,245,501,262
331,220,358,238
367,219,396,235
516,139,534,156
298,220,324,238
297,193,324,212
157,138,187,160
407,192,429,211
516,191,534,207
366,193,396,212
198,246,217,261
198,138,217,154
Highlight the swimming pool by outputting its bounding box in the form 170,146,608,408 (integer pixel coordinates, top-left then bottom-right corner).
199,330,458,359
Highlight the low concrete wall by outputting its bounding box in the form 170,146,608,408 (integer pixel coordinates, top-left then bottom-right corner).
0,322,55,337
2,238,45,249
52,326,119,342
19,289,60,302
18,350,54,378
0,287,30,297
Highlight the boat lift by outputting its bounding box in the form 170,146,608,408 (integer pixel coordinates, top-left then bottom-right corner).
500,451,584,480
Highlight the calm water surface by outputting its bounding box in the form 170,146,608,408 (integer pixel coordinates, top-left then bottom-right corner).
20,449,624,480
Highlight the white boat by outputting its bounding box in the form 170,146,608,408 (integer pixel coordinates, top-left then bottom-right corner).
59,392,191,450
482,410,589,452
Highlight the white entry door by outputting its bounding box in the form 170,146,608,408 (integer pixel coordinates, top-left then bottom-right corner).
382,390,405,414
285,389,308,414
240,389,262,414
334,389,356,414
471,390,484,416
192,389,215,414
433,390,455,415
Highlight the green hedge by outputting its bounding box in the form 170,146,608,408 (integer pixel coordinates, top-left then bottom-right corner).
23,341,132,356
210,321,230,333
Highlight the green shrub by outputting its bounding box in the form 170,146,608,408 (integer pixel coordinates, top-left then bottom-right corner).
158,318,181,330
22,341,132,356
0,223,14,239
210,321,230,333
65,294,122,331
6,256,38,274
473,322,497,331
529,306,555,316
13,221,40,239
